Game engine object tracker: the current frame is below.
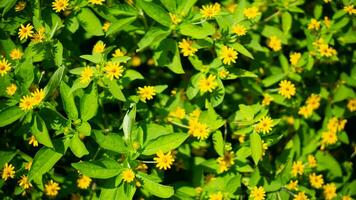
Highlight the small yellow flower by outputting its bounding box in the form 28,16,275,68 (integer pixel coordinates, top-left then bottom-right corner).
31,27,46,43
18,175,32,189
19,95,35,111
267,36,282,51
318,44,337,57
278,80,296,99
220,45,238,65
44,180,61,197
15,1,26,12
306,94,321,110
298,106,313,118
243,6,261,19
307,155,317,168
219,68,229,79
112,48,126,57
262,94,273,106
104,62,124,80
309,173,324,189
262,140,268,156
209,191,223,200
189,108,201,119
31,88,45,105
255,116,274,134
308,19,321,30
216,151,235,173
291,161,304,177
88,0,105,5
52,0,69,13
80,67,94,84
286,180,298,191
18,24,34,40
342,195,353,200
93,41,106,53
169,13,182,25
131,56,141,67
0,58,11,76
232,24,247,36
198,74,218,93
29,135,39,147
1,163,15,181
188,119,210,140
344,5,356,15
293,192,309,200
324,16,331,28
169,107,186,119
290,52,301,66
323,183,337,200
6,84,17,96
102,21,111,32
154,150,175,170
137,86,156,102
122,169,135,183
250,186,265,200
347,98,356,112
178,39,198,57
321,131,337,146
10,48,23,60
25,161,32,171
200,3,221,19
77,175,92,189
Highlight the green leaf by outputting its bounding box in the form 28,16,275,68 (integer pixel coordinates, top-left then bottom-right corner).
54,41,63,66
15,58,34,90
106,16,137,36
0,151,17,167
60,82,78,120
31,114,54,148
44,66,65,98
77,8,104,36
154,39,184,74
177,0,197,16
250,132,262,165
315,151,342,178
137,0,171,27
72,158,122,179
262,73,285,87
142,132,188,155
77,121,91,136
80,84,98,121
123,104,136,141
138,172,174,198
137,27,171,52
333,85,355,103
80,54,102,64
70,134,89,158
100,184,136,200
108,80,126,101
179,22,215,39
92,130,127,154
0,106,24,127
282,12,292,33
230,43,254,59
212,131,224,157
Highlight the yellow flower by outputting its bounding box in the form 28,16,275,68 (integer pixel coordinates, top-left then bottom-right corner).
347,98,356,112
307,155,317,168
169,107,186,119
102,21,111,32
1,163,15,181
88,0,105,5
220,45,238,65
209,191,223,200
267,36,282,51
80,67,94,84
200,3,221,19
169,13,182,25
15,1,26,12
6,84,17,96
131,56,141,67
278,80,296,99
324,16,331,28
178,39,197,57
44,180,60,197
137,86,156,102
154,150,175,170
188,119,210,140
190,108,201,119
112,48,126,57
216,151,235,173
29,135,39,147
306,94,321,110
318,44,337,57
232,24,247,36
31,88,45,105
10,48,23,60
18,175,32,189
243,6,261,19
198,74,218,93
262,140,268,156
0,58,11,76
122,169,135,183
136,163,148,173
19,95,35,111
93,41,106,53
298,106,313,118
342,195,353,200
77,175,92,189
31,27,46,43
104,62,124,80
262,94,273,106
255,116,274,134
323,183,337,200
291,161,304,177
25,161,32,171
321,131,337,145
52,0,69,12
219,68,229,79
290,52,301,66
250,186,265,200
309,173,324,189
286,180,298,191
18,24,34,40
308,19,321,30
293,192,309,200
344,5,356,15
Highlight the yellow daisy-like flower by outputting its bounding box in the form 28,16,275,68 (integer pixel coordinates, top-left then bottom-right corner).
267,36,282,51
278,80,296,99
308,19,321,30
31,88,45,105
31,27,46,43
154,150,175,170
178,39,198,57
169,13,182,25
255,116,274,134
1,163,15,181
18,24,34,40
298,105,313,118
232,24,247,36
80,67,94,84
250,186,265,200
6,84,17,96
169,107,186,119
291,161,304,177
306,94,321,110
19,95,35,111
290,52,301,66
18,175,32,190
88,0,105,5
347,98,356,112
243,6,261,19
344,5,356,15
321,130,337,145
307,155,317,168
209,191,223,200
93,41,106,53
262,94,273,106
77,175,92,189
137,86,156,102
200,3,221,19
0,58,11,76
102,21,111,32
10,48,23,60
188,119,210,140
293,192,309,200
44,180,60,197
286,180,298,191
25,161,32,171
198,74,218,93
219,68,229,79
15,1,26,12
104,62,124,80
112,48,125,57
323,183,337,200
52,0,69,13
220,45,238,65
309,173,324,189
122,169,135,183
28,135,39,147
342,195,353,200
216,151,235,173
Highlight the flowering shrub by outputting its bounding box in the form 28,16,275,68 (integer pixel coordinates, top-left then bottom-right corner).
0,0,356,199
